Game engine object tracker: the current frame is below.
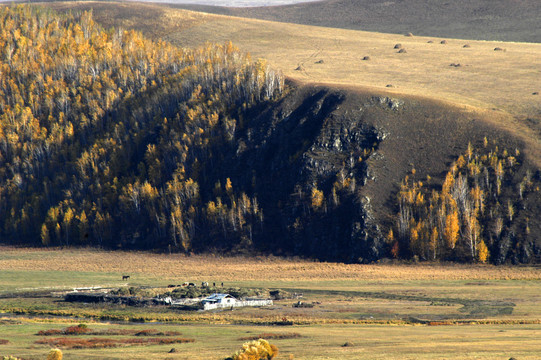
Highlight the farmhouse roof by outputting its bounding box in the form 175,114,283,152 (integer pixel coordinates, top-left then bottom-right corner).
204,293,236,302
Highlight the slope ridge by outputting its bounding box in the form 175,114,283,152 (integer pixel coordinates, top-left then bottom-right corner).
172,0,541,43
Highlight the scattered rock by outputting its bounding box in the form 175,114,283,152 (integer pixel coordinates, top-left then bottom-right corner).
362,56,371,60
449,63,461,67
427,40,434,43
397,48,407,53
373,96,403,110
315,59,324,64
463,44,471,48
386,84,393,88
342,342,354,347
533,92,539,95
440,40,448,44
394,43,402,49
494,47,505,51
405,32,413,37
295,64,305,71
169,348,176,353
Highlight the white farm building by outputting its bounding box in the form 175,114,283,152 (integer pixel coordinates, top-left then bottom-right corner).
201,293,273,310
202,293,237,306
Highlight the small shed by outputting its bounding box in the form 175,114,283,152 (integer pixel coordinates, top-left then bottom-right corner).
202,293,237,306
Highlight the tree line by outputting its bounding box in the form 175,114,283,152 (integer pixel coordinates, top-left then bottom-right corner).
0,5,283,251
389,140,539,264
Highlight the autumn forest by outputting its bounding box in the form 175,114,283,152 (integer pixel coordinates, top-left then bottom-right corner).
0,5,539,264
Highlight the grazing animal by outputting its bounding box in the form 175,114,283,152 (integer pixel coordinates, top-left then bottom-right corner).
202,282,209,287
122,275,130,281
188,282,196,287
182,282,189,287
213,282,216,287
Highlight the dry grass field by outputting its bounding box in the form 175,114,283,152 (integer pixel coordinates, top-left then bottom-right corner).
1,246,539,282
1,247,541,359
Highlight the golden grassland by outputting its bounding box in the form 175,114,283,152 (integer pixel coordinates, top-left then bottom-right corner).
0,246,539,282
42,1,541,117
1,246,540,359
0,321,539,360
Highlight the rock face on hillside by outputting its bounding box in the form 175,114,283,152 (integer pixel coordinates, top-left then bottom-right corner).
195,83,541,263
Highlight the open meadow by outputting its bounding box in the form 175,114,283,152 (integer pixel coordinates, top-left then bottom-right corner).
0,247,540,359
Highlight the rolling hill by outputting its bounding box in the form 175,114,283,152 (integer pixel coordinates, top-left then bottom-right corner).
43,2,541,163
170,0,541,43
2,2,540,263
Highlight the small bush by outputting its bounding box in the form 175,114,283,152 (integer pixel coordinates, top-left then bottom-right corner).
398,48,407,53
394,43,402,49
269,290,290,300
63,324,89,335
37,329,62,336
229,339,278,360
440,40,448,44
46,348,62,360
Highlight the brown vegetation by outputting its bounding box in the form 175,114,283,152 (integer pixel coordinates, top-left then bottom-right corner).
239,333,302,341
37,325,181,337
35,337,195,349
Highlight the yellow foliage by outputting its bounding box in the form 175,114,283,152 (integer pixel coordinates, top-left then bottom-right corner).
311,188,324,209
40,224,50,245
477,240,489,263
444,211,459,249
232,339,278,360
47,349,62,360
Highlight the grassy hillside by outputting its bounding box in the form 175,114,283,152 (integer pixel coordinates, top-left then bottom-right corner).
172,0,541,43
41,2,541,161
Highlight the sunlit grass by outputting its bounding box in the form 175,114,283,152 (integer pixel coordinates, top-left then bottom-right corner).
0,246,540,358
